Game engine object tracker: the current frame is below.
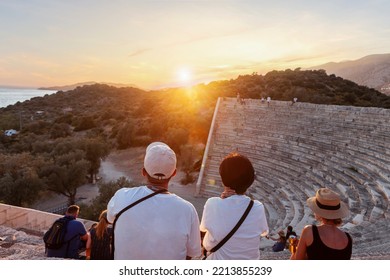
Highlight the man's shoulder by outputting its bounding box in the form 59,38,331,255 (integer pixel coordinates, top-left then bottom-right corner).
68,219,83,225
252,199,264,206
168,193,194,204
67,219,86,230
113,186,144,197
205,196,222,203
252,199,266,211
167,194,197,211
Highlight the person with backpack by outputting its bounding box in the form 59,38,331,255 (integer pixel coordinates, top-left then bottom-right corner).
44,205,89,259
107,142,201,260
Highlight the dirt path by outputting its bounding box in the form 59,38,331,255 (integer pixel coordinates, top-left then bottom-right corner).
98,147,208,217
31,184,99,212
33,147,208,217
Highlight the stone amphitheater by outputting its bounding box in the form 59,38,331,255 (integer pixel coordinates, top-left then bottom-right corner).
1,97,389,259
195,97,390,259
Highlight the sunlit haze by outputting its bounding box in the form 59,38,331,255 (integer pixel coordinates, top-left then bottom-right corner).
177,67,193,86
1,0,389,89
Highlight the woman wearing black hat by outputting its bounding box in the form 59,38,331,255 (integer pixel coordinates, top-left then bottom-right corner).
290,188,352,260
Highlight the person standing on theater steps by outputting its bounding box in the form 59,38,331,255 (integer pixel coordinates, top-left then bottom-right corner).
267,96,271,107
107,142,201,260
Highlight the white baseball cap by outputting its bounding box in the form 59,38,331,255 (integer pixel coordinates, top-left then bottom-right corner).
144,142,177,180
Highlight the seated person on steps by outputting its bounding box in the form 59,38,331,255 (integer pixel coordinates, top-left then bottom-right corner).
266,230,286,252
200,152,269,260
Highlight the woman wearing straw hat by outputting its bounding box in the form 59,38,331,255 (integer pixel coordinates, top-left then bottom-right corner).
290,188,352,260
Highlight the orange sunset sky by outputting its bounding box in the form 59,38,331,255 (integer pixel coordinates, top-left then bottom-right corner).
1,0,389,89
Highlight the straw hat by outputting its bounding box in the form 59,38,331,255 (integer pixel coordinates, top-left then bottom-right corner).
307,188,349,219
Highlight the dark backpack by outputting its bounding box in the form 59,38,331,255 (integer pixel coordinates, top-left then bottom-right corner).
43,217,72,250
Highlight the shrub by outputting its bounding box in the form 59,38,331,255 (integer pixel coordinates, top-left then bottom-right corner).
74,116,96,131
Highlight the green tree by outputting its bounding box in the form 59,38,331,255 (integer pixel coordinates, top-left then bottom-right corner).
165,127,189,153
40,155,89,205
179,144,196,185
40,141,89,205
83,138,110,183
116,120,135,149
0,113,19,130
79,177,135,220
74,116,96,131
0,153,45,206
50,123,72,139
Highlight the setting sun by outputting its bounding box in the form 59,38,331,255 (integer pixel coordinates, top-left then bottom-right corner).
177,68,192,85
0,1,389,90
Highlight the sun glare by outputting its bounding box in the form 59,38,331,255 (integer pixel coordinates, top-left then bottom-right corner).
177,68,192,85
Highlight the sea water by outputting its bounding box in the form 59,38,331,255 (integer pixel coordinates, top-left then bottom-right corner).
0,87,56,108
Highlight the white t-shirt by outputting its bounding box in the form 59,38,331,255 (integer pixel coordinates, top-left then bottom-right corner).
107,186,201,260
200,195,269,260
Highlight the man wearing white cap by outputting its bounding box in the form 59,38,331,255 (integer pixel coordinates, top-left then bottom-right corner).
107,142,201,259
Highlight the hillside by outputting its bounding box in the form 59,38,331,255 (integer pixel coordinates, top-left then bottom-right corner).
1,69,390,158
1,70,390,212
2,69,389,153
310,54,390,94
38,81,139,91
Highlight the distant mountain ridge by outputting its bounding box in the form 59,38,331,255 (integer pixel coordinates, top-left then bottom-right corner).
310,53,390,95
38,54,390,94
38,81,139,91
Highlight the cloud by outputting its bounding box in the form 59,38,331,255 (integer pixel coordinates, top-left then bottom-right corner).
274,55,328,64
128,48,153,58
167,28,250,47
127,27,251,59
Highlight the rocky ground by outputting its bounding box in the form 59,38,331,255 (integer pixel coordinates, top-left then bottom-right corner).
0,226,48,260
0,224,290,260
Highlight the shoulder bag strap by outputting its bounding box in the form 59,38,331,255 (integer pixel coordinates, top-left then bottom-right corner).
209,199,254,254
111,188,167,259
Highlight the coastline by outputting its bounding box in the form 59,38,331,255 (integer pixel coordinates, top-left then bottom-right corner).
0,87,56,108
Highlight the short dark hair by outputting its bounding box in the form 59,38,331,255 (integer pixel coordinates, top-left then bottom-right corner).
66,205,80,215
145,171,171,184
219,152,255,194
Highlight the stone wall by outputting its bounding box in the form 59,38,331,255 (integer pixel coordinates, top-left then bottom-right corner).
0,203,95,234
